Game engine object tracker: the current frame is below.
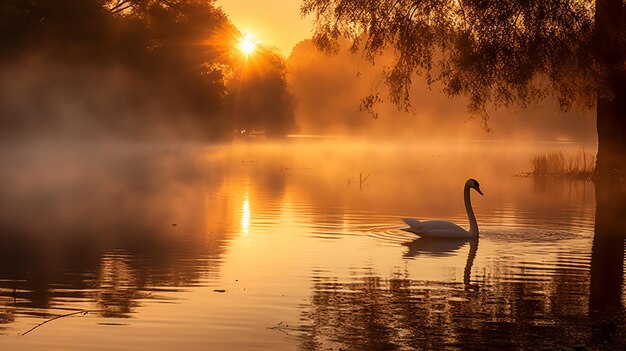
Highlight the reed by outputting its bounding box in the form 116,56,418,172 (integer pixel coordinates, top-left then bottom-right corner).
530,149,594,180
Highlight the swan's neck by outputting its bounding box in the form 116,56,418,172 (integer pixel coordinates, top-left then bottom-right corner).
464,186,479,236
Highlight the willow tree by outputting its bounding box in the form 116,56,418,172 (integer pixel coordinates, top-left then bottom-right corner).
302,0,626,179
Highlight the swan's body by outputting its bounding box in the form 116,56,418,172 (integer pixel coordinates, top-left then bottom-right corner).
401,179,483,239
402,218,473,239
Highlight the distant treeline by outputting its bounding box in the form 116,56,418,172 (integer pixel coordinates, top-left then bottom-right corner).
0,0,297,140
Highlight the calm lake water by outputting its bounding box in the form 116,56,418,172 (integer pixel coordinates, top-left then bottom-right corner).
0,140,624,350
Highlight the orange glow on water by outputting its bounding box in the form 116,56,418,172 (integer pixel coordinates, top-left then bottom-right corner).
241,191,250,235
0,141,611,351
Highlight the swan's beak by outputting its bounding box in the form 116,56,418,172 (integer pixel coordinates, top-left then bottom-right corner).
475,186,484,196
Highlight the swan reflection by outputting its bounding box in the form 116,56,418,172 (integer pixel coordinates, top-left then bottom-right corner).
403,238,479,286
402,237,468,257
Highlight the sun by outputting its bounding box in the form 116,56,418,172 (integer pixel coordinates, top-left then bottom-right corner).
238,33,257,56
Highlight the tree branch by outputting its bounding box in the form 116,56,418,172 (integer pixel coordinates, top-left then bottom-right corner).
20,310,94,336
109,0,131,13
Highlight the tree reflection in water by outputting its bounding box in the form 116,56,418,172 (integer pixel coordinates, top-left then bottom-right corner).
0,144,623,348
300,191,625,350
589,180,626,347
0,145,234,323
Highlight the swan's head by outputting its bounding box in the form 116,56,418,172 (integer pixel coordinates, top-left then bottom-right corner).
467,178,483,195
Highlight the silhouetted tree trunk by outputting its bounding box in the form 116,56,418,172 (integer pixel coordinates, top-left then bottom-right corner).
594,0,626,179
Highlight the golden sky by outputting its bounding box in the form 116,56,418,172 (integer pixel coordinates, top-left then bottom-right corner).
216,0,313,57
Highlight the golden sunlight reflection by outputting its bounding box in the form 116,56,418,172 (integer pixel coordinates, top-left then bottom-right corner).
241,191,251,235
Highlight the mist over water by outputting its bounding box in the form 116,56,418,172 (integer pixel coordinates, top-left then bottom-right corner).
288,40,596,142
1,140,623,350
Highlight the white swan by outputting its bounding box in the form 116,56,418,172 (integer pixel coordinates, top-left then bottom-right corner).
401,179,483,239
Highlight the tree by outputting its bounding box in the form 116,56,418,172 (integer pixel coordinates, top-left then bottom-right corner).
301,0,626,179
0,0,297,139
227,47,298,136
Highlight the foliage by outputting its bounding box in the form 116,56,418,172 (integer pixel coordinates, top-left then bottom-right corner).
227,48,298,136
301,0,599,120
0,0,296,139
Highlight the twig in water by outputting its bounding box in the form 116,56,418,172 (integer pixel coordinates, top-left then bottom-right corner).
21,310,91,336
359,172,371,189
267,321,295,336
